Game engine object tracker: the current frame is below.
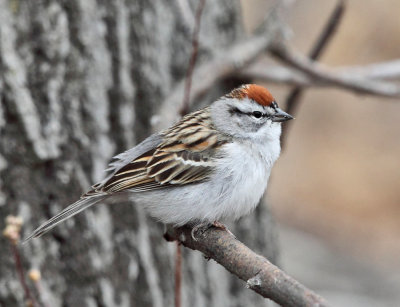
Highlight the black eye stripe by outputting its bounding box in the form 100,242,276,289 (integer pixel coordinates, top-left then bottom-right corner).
230,107,270,118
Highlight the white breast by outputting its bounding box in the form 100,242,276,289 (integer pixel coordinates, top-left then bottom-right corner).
206,139,281,221
135,137,281,225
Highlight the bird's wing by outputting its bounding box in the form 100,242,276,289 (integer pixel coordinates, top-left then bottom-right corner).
24,108,229,241
92,108,230,194
100,133,163,184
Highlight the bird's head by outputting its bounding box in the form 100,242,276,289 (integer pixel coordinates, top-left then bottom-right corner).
211,84,293,141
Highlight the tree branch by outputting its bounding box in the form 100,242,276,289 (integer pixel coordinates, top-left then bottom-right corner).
306,0,346,61
338,59,400,80
280,0,346,150
239,60,400,92
270,44,400,98
164,226,331,307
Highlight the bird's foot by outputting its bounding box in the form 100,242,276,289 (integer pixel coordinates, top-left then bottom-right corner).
191,221,234,241
191,222,211,241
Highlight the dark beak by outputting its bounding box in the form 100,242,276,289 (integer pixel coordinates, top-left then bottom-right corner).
271,108,294,122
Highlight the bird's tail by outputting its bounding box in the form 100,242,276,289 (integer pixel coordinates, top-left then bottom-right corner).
23,194,108,243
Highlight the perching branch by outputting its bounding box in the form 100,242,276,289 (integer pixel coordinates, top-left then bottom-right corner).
164,226,331,307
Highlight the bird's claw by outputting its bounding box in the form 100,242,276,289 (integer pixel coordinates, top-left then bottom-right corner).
191,221,234,241
191,223,210,241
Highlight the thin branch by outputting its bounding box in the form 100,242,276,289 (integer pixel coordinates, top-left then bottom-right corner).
271,44,400,98
239,60,400,87
153,8,285,131
11,244,36,307
180,0,207,116
3,216,36,306
29,269,50,307
338,59,400,80
164,226,331,307
282,0,346,149
308,0,346,61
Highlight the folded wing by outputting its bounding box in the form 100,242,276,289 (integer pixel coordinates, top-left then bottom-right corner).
100,107,229,193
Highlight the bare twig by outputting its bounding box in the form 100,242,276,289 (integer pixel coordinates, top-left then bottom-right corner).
281,0,346,149
164,226,331,307
153,8,284,131
271,44,400,98
11,244,36,307
337,59,400,80
29,269,50,307
3,216,36,306
180,0,207,116
238,60,400,86
307,0,346,61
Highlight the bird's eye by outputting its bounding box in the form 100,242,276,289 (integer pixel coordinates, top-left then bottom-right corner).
252,111,263,118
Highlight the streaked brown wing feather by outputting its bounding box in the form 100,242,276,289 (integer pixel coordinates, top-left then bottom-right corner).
93,107,230,194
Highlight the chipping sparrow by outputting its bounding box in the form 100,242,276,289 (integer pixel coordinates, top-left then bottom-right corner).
25,84,293,241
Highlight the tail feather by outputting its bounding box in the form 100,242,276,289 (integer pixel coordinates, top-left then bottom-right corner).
23,194,108,243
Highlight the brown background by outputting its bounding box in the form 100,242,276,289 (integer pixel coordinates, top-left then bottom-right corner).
244,0,400,269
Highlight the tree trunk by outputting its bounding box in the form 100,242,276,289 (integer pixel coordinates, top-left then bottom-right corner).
0,0,278,306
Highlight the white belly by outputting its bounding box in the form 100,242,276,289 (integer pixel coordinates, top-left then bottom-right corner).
134,140,281,225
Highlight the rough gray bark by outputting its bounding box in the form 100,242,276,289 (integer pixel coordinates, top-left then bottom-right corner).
0,1,278,306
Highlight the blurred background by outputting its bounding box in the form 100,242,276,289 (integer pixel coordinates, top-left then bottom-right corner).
243,0,400,305
0,0,399,306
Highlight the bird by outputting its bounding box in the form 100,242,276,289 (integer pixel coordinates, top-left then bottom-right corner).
24,84,293,242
